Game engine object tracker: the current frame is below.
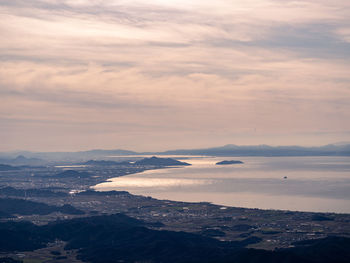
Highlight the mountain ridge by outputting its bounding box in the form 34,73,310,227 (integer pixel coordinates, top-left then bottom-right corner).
1,144,350,162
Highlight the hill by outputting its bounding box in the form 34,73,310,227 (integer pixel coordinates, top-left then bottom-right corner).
0,198,84,216
0,164,19,171
134,156,191,166
0,187,67,198
0,214,349,263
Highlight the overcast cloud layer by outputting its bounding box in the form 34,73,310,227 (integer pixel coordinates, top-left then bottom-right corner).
1,0,350,151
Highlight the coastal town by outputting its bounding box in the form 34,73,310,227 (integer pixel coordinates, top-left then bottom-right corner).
1,160,349,253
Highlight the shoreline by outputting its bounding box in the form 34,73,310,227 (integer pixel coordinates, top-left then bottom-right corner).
1,163,349,250
92,162,350,215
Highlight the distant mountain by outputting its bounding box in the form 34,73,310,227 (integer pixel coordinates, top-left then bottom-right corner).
82,149,137,155
134,156,191,166
332,141,350,146
83,160,132,166
157,144,350,156
84,157,191,167
40,149,137,162
0,155,45,166
0,149,137,163
1,144,350,161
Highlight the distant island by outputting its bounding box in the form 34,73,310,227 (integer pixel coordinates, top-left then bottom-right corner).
216,160,244,165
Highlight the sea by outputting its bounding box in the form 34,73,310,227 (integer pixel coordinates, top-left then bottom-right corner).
94,156,350,213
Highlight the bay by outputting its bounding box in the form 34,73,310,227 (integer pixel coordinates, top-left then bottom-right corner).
94,156,350,213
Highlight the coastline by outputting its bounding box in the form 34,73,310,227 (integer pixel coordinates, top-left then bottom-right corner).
1,163,349,250
92,156,350,214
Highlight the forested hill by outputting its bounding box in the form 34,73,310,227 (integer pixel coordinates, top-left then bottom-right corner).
0,214,349,263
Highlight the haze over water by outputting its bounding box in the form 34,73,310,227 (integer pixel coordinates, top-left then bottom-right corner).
95,156,350,213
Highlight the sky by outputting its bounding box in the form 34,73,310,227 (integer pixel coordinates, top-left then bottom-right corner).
1,0,350,152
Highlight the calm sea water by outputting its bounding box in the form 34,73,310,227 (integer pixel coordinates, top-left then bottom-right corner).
94,156,350,213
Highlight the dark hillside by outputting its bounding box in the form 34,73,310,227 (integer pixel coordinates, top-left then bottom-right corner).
0,198,84,216
0,214,349,263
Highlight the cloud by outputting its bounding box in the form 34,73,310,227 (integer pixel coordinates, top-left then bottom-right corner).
335,27,350,43
0,0,349,151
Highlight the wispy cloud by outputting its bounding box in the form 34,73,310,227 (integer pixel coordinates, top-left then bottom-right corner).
0,0,349,151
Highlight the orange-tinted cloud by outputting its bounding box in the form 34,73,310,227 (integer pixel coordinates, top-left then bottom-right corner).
0,0,349,151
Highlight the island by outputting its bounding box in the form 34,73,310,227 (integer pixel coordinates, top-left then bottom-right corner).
216,160,244,165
